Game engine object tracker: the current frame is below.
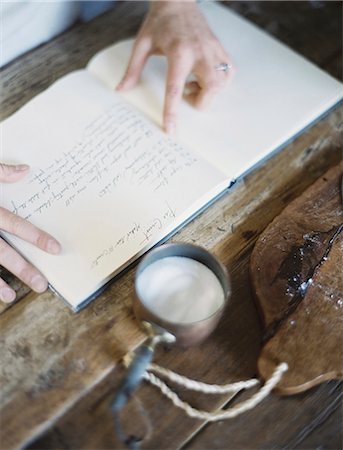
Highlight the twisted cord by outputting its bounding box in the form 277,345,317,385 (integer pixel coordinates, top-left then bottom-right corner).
143,363,288,421
148,363,260,393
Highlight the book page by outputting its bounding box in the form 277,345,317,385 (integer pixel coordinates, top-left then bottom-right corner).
87,2,343,178
1,70,228,310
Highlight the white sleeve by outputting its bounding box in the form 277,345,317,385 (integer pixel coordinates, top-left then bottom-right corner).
0,1,80,67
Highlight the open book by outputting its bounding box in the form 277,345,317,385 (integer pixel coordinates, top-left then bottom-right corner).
1,3,342,311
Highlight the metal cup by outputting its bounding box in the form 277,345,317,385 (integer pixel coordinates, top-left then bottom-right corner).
111,243,230,414
134,242,231,347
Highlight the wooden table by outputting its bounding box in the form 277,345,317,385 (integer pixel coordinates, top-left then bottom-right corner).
1,2,342,449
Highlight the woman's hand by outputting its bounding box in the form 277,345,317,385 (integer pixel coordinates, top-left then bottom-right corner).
117,1,232,134
0,163,61,303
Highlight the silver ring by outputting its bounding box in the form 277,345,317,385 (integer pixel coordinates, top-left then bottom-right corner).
215,62,232,72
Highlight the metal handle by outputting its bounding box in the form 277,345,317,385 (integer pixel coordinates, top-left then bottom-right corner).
111,322,175,412
111,343,154,413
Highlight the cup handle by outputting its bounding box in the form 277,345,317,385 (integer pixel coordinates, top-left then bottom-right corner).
111,343,154,412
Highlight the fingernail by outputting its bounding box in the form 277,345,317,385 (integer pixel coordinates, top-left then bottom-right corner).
0,287,16,303
15,164,30,172
47,239,61,254
31,274,48,293
116,81,124,91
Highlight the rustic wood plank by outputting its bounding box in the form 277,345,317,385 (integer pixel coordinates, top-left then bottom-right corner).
0,1,342,449
183,381,342,449
228,1,342,80
324,52,343,82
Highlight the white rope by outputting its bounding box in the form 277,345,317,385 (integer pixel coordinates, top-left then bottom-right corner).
143,363,288,421
148,363,260,393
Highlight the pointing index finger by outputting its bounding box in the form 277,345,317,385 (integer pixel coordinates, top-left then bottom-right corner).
163,54,192,134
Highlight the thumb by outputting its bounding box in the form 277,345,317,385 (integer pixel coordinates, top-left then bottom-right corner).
116,37,151,91
0,163,30,183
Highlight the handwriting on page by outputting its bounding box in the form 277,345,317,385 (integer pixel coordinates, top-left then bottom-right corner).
11,104,197,220
90,200,176,269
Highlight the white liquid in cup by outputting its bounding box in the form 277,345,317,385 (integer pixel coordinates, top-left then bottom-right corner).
136,256,225,324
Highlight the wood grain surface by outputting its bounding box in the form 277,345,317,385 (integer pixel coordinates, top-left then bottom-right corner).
0,2,342,449
252,164,343,394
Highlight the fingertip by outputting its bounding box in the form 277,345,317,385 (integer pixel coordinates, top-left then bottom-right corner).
14,164,30,172
47,239,61,255
116,75,137,92
118,37,151,92
165,121,176,136
31,274,48,293
116,79,125,91
193,94,212,111
0,287,16,303
193,101,207,111
0,163,30,183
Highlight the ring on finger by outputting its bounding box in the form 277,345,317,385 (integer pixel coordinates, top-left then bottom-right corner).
214,62,232,73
